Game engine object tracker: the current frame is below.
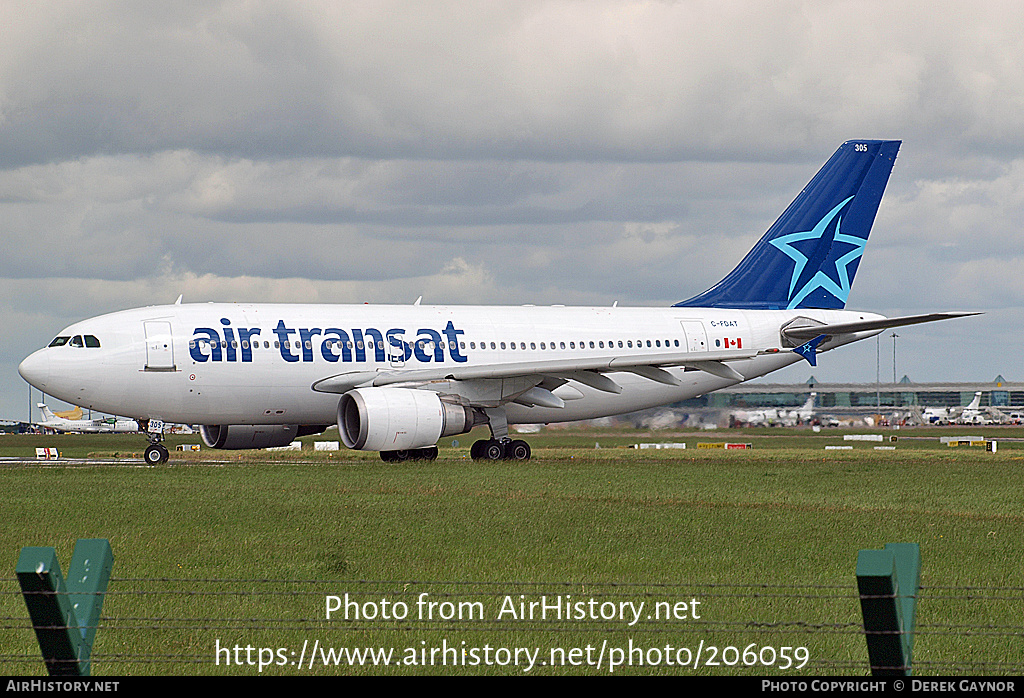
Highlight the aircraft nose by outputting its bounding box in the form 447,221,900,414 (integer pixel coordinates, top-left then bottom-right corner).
18,350,50,390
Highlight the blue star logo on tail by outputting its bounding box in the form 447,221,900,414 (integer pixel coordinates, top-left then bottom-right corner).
768,196,865,309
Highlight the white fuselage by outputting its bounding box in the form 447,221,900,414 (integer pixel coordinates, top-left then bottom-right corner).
18,303,883,427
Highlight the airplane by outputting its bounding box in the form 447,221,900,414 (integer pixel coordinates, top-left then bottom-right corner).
784,392,818,425
731,405,781,428
954,392,991,425
35,402,140,433
920,392,989,425
17,140,979,465
732,392,817,427
921,404,953,425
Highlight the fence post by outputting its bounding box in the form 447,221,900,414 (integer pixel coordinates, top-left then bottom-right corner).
16,539,114,676
856,542,920,676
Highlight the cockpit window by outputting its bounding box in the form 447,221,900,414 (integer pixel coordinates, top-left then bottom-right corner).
48,334,100,348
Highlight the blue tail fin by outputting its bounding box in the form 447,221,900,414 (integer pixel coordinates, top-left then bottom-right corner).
675,140,901,310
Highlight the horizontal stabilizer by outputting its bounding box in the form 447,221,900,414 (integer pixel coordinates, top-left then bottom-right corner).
782,312,981,341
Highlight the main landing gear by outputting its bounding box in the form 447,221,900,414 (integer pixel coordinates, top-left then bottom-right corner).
470,438,531,461
378,439,532,462
377,407,535,463
379,446,438,462
469,407,532,461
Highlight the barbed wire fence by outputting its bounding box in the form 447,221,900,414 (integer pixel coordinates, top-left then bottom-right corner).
2,576,1023,674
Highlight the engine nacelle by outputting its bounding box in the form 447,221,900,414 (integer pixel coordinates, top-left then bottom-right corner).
200,424,325,450
338,387,474,451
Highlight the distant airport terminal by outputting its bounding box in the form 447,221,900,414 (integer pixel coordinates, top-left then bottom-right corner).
710,376,1020,410
632,375,1024,427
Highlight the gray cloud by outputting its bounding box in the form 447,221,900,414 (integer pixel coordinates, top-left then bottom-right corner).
3,1,1023,419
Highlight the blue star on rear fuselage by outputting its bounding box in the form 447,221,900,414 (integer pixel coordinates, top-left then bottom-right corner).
768,196,865,309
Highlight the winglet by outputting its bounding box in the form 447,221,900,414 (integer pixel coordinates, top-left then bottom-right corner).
793,335,828,366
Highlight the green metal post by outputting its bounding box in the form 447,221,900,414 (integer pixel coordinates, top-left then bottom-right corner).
856,542,920,676
16,539,114,676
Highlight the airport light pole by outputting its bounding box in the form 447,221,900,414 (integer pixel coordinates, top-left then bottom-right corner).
876,335,881,407
892,332,899,384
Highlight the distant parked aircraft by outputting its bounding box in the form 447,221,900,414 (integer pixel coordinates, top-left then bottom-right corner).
732,393,817,427
35,403,139,433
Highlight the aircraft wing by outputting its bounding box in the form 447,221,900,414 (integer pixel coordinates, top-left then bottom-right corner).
311,346,760,395
781,312,980,341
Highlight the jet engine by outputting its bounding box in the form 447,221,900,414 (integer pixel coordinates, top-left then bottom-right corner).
338,387,475,451
200,424,327,450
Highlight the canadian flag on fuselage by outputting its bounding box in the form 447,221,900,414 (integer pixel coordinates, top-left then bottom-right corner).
724,337,742,348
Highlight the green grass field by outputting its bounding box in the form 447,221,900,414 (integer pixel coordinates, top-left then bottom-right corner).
1,426,1022,675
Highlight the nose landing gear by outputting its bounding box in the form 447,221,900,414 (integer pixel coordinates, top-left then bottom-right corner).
139,419,170,464
144,442,170,465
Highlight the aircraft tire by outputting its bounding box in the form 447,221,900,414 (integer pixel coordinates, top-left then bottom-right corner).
381,447,438,462
508,440,531,461
483,440,505,461
144,444,169,465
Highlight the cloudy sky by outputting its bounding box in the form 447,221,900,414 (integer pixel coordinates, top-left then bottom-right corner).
2,1,1022,421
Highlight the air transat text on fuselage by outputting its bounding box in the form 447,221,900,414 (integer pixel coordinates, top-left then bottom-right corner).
189,318,467,364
